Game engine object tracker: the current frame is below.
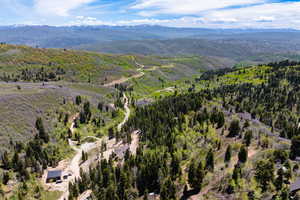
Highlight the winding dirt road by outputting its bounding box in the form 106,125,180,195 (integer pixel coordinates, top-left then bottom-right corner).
47,60,143,200
103,60,145,87
118,93,130,131
56,93,134,200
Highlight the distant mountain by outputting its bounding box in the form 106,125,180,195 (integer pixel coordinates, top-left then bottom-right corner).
77,38,300,63
0,25,299,47
1,25,300,64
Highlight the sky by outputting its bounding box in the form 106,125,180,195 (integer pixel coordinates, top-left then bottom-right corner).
1,0,300,29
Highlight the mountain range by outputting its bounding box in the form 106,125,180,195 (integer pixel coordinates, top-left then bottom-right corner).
1,25,300,64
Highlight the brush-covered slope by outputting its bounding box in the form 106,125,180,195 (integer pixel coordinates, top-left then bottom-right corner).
0,44,229,151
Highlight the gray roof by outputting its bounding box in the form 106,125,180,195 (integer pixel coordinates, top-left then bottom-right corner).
47,170,62,179
290,178,300,192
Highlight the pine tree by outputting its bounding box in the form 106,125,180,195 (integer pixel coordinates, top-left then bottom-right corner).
188,161,196,188
1,151,10,170
238,145,248,163
64,113,69,126
205,149,214,171
188,161,205,191
291,136,300,159
228,120,241,137
12,152,20,170
160,178,176,200
255,160,274,190
216,111,225,129
75,96,82,105
2,172,10,185
108,127,114,139
170,154,181,179
224,145,232,164
244,130,253,146
194,161,205,191
35,117,49,143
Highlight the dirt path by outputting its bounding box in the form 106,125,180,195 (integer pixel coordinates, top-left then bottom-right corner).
103,60,145,87
155,87,175,93
57,115,101,200
103,73,144,87
56,92,136,200
118,93,130,131
78,190,92,200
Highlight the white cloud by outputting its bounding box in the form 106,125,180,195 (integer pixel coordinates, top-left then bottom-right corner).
34,0,96,16
69,16,115,25
121,1,300,29
118,18,172,25
131,0,265,16
203,2,300,28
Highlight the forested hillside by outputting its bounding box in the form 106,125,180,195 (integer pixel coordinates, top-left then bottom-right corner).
2,42,300,200
0,43,232,199
77,38,300,64
67,60,300,199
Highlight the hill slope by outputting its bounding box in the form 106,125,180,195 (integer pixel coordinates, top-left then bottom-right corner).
0,44,229,151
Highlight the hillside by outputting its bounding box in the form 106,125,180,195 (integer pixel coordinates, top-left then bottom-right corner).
66,60,300,200
0,44,229,151
2,43,300,200
77,38,300,64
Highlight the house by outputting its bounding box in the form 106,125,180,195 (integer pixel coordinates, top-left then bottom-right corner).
114,145,129,159
46,170,62,183
290,178,300,194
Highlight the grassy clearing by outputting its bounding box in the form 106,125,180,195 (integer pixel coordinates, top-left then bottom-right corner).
7,175,62,200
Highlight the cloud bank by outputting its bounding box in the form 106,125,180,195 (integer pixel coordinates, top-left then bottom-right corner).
1,0,300,29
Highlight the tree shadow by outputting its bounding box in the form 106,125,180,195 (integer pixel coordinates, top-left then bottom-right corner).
180,189,200,200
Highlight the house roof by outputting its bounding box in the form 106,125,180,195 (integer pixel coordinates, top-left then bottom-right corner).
47,170,62,179
290,178,300,192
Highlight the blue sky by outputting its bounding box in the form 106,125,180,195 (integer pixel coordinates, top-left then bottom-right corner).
1,0,300,28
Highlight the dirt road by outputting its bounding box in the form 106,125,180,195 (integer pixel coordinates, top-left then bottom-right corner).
118,93,130,131
103,60,145,87
56,92,135,200
103,73,144,87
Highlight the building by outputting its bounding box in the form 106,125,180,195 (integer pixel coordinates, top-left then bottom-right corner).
290,178,300,194
46,170,62,183
114,145,129,159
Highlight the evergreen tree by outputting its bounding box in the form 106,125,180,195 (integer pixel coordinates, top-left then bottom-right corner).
224,145,232,164
290,136,300,159
170,154,181,180
244,130,253,147
228,120,241,137
160,178,176,200
64,113,69,126
1,151,10,170
274,168,284,191
205,149,214,171
238,145,248,163
75,96,82,105
232,164,242,183
194,161,205,191
188,161,196,188
35,117,49,143
2,172,10,185
108,127,114,139
255,160,274,190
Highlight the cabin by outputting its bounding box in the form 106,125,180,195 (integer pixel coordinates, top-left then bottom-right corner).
46,170,62,183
